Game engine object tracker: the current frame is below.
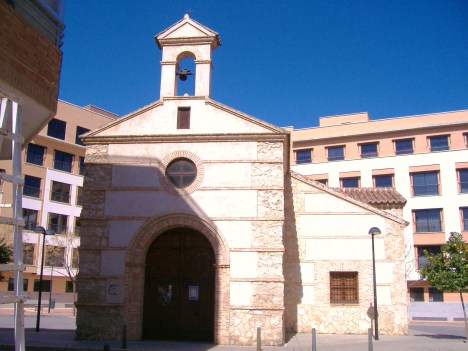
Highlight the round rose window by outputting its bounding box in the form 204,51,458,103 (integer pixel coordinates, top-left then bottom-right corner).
166,158,197,189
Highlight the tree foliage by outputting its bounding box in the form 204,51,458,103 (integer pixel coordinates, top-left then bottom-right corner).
0,237,13,282
420,232,468,292
420,232,468,341
0,237,13,264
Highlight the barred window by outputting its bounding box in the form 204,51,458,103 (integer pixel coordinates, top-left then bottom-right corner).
330,272,358,304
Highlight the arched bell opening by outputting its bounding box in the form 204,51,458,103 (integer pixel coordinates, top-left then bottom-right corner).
176,52,196,96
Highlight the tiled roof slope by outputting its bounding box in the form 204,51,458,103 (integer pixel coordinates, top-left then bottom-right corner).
290,171,408,225
333,187,406,205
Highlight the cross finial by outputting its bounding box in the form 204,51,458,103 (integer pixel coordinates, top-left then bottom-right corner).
184,8,193,18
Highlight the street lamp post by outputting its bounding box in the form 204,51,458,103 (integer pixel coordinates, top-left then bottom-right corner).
34,226,54,332
368,226,382,340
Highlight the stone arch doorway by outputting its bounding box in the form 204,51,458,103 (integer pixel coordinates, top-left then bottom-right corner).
124,214,230,344
142,228,215,341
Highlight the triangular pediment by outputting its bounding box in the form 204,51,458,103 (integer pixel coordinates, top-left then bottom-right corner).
83,98,286,141
155,14,221,49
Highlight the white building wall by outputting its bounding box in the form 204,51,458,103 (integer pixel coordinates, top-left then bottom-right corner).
292,148,468,280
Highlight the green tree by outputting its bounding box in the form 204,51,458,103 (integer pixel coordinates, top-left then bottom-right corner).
0,237,13,281
420,232,468,341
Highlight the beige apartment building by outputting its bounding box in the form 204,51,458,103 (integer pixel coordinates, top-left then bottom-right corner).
0,100,117,305
290,110,468,322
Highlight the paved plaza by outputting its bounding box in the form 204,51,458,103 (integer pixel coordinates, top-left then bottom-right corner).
0,308,466,350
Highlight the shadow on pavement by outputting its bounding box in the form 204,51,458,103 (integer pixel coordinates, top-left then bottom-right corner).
414,333,466,340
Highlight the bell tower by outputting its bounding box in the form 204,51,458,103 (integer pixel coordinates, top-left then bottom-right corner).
155,14,221,98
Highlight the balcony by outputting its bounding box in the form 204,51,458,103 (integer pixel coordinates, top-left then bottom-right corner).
0,0,63,159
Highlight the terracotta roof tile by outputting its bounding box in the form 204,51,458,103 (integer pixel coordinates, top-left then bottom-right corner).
333,187,407,205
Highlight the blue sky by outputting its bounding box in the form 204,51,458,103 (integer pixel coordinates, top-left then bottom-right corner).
59,1,468,129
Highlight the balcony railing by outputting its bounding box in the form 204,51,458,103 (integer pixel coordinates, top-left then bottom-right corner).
23,186,41,198
11,0,65,47
50,191,70,203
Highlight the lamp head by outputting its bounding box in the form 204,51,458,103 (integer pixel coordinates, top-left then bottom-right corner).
34,226,55,236
34,226,45,233
368,227,382,236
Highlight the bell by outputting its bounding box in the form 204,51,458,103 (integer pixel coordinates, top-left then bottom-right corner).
177,68,192,81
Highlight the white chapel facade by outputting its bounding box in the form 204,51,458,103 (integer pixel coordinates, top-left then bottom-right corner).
76,15,408,346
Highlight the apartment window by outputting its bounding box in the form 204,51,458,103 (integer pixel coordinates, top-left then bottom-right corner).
465,133,468,147
45,245,65,267
177,107,190,129
429,287,444,302
459,169,468,193
295,149,312,164
50,181,70,203
74,217,81,236
26,144,46,166
66,281,74,293
429,135,449,152
461,207,468,231
48,213,68,234
374,174,393,188
411,172,439,196
79,157,85,176
327,146,344,161
54,150,73,172
414,209,442,232
8,278,28,292
330,272,358,304
395,139,414,155
75,126,90,146
22,209,38,231
316,179,328,186
23,175,41,198
47,118,66,140
341,177,360,188
409,287,424,302
76,186,83,206
360,142,378,158
23,243,35,265
34,279,51,292
417,245,442,268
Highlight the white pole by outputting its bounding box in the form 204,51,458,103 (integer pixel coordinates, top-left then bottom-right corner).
12,101,25,351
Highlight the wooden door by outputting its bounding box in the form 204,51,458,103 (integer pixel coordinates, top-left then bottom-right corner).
143,228,215,341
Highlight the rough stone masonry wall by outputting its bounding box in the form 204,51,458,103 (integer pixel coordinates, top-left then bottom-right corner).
228,142,286,346
284,176,408,336
76,161,123,341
